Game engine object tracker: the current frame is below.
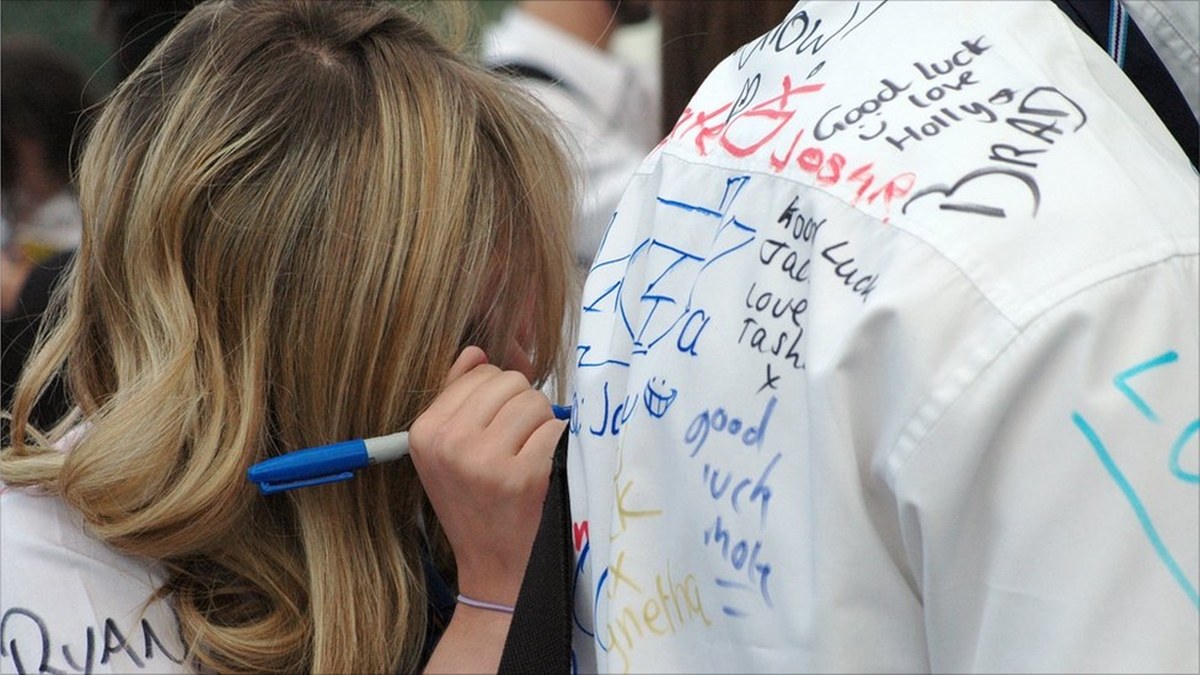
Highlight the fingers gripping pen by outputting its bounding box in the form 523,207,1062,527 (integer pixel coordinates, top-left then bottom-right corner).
247,405,571,494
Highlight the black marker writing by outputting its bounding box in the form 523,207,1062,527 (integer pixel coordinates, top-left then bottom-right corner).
1,606,187,674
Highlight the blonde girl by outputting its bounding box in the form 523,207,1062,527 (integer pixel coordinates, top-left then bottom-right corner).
1,0,574,672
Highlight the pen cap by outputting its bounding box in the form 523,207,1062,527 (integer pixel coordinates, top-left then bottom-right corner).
256,471,356,495
246,440,368,484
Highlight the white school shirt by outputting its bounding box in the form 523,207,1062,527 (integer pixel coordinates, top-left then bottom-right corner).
481,7,660,272
0,486,191,674
565,1,1199,673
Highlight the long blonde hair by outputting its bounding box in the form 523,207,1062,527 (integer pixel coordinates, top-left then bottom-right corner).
1,0,575,671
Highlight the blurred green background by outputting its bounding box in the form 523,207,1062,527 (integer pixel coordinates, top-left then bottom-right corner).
1,0,511,95
1,1,111,88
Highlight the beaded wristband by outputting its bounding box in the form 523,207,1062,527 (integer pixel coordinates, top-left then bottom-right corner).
456,593,515,614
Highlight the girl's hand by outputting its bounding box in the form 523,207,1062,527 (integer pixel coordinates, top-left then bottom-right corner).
409,345,564,606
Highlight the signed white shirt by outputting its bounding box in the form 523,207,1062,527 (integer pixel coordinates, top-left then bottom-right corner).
566,1,1198,672
0,487,191,674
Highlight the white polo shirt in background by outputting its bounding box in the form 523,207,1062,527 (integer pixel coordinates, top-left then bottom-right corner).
481,7,661,273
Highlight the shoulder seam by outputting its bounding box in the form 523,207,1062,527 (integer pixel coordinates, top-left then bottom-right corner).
885,250,1199,490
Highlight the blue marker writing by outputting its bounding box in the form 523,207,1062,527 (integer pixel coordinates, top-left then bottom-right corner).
248,405,572,494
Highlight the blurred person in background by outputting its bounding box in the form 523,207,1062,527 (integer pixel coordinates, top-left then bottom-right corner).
483,0,799,283
1,37,96,432
482,0,660,279
2,0,202,439
0,38,93,269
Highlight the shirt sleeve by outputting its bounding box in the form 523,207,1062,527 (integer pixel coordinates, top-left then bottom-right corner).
891,253,1199,673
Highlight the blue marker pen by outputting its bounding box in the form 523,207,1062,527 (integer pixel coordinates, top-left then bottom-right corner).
248,405,572,494
247,431,410,494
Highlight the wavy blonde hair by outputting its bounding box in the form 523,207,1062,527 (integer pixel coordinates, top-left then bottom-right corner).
1,0,575,671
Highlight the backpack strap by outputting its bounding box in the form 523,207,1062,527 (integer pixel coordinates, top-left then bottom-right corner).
498,426,574,673
1051,0,1198,168
491,61,591,110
